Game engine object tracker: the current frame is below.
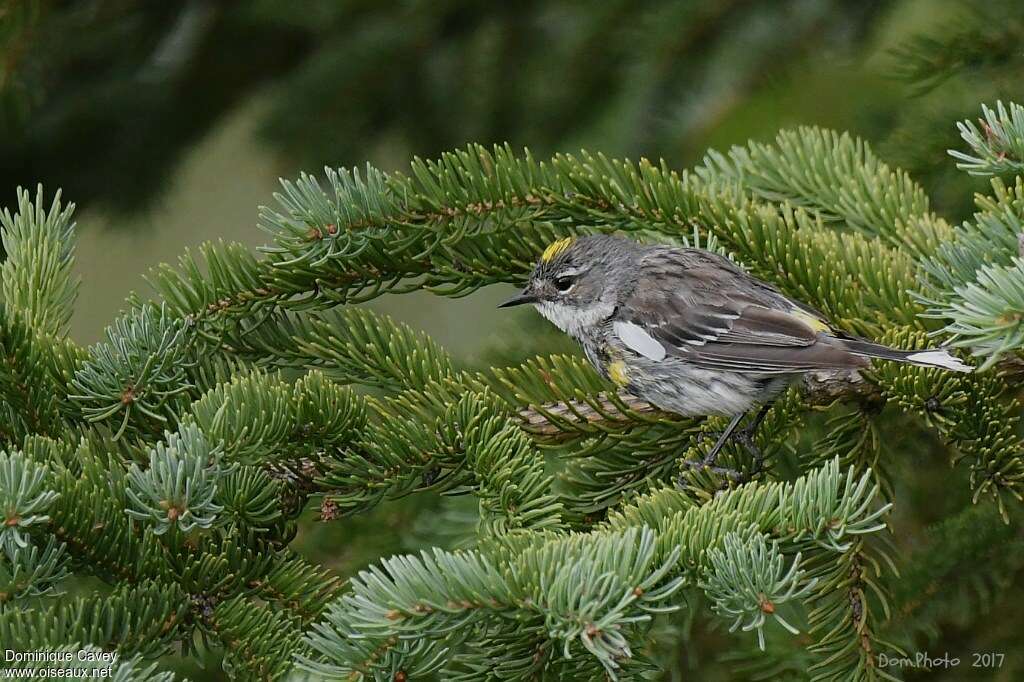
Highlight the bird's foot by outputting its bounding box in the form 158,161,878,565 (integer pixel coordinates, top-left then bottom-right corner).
677,458,744,488
698,423,764,459
679,427,764,489
732,428,765,476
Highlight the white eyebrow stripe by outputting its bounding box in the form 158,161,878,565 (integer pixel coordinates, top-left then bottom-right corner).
614,321,667,361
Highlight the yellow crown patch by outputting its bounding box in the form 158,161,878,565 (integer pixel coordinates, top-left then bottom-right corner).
541,237,574,262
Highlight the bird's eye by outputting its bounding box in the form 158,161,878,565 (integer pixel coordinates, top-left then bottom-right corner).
553,276,575,292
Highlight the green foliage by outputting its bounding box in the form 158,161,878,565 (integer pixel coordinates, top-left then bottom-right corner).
918,124,1024,368
0,190,84,443
70,305,196,440
450,390,565,536
949,101,1024,176
187,368,366,465
300,526,682,680
701,531,816,651
2,645,176,681
0,536,68,603
0,449,58,550
1,98,1023,681
124,425,226,535
933,258,1024,367
216,466,284,533
0,185,78,336
889,2,1024,96
0,0,888,213
212,595,307,680
227,308,456,391
0,580,187,659
880,0,1024,219
697,127,951,258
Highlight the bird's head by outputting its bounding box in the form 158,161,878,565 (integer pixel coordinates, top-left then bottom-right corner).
499,234,639,337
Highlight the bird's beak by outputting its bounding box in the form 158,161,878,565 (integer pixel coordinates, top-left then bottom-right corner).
498,289,538,308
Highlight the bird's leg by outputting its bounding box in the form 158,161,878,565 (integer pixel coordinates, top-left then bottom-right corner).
681,404,773,485
733,403,771,473
678,412,746,485
745,403,771,437
701,412,746,467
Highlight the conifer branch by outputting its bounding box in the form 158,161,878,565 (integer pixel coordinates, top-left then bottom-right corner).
300,526,683,680
3,99,1023,680
222,308,457,392
186,368,367,466
124,425,227,535
129,135,935,341
0,449,59,551
0,185,79,336
949,101,1024,176
701,531,817,651
0,581,188,659
0,536,69,603
301,459,892,679
208,595,307,681
2,647,176,682
698,127,952,258
0,306,82,444
69,305,196,441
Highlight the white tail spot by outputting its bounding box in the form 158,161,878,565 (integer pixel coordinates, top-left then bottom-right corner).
905,350,973,373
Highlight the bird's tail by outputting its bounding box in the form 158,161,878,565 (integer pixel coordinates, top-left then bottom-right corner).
841,339,973,373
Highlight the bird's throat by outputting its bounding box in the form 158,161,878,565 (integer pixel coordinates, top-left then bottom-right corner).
534,300,613,339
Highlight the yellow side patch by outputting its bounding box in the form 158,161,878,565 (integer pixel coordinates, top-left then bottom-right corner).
608,360,629,387
541,237,574,262
791,308,831,333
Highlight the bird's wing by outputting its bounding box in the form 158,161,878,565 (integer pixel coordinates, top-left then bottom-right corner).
613,249,863,373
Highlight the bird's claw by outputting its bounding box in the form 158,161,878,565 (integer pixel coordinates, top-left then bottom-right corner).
732,428,764,471
678,427,765,489
683,459,744,479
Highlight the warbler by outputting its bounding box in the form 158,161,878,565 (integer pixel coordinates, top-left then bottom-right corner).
499,234,972,466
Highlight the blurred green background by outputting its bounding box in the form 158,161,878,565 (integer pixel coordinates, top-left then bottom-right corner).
3,0,1023,679
4,0,1020,346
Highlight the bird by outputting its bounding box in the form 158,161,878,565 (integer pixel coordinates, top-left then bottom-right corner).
499,234,972,475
